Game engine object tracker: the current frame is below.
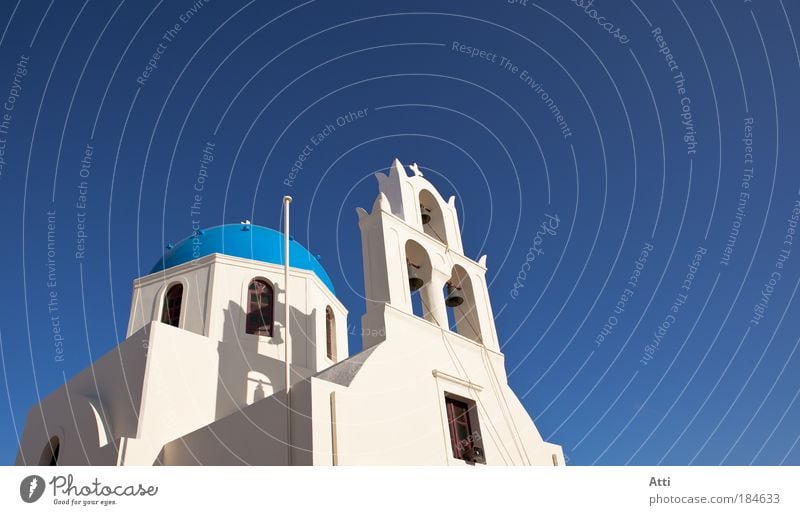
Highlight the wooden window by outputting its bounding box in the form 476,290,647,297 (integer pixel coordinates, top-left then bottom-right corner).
445,395,484,463
161,283,183,327
325,306,336,360
246,279,274,336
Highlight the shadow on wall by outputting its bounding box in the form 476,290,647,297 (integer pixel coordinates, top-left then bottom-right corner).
215,299,317,420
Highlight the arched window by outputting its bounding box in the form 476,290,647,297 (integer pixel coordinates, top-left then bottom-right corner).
246,279,274,336
161,283,183,327
419,189,447,245
325,306,336,360
447,266,482,343
405,240,438,324
39,436,60,466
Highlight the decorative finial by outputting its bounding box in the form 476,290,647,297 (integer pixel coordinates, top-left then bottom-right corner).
409,162,424,177
389,158,410,178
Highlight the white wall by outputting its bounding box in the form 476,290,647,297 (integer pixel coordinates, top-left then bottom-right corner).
18,252,351,466
129,254,348,375
120,322,219,465
128,258,214,338
323,306,563,466
16,326,151,465
359,161,498,353
145,305,566,466
18,159,563,467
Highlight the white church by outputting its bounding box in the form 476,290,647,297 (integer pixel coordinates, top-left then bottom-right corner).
16,159,564,466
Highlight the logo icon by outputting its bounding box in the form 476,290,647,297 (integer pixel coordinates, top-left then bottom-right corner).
20,475,45,503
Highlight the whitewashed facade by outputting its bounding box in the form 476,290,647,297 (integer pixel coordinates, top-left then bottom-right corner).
16,159,564,466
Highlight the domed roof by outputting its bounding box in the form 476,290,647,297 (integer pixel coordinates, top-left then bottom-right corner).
150,224,335,292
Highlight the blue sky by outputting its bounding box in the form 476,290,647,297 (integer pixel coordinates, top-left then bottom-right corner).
1,0,799,466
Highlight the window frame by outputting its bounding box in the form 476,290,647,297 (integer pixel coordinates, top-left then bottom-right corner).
444,393,485,464
245,278,275,337
325,306,336,361
160,282,184,328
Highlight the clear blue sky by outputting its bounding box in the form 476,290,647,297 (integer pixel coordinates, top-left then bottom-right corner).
1,0,799,466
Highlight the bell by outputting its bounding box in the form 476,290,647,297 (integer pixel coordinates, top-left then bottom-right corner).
420,205,431,225
408,263,424,291
445,283,464,307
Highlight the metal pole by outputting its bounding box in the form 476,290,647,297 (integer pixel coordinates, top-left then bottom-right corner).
283,195,292,465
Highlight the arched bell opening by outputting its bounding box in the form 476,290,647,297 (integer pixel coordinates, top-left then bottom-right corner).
448,265,482,343
444,281,464,332
405,240,433,321
419,189,447,245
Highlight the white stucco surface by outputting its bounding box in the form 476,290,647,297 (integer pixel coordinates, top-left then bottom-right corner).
17,159,563,467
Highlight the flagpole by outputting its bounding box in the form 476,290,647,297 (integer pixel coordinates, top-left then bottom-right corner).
283,195,292,465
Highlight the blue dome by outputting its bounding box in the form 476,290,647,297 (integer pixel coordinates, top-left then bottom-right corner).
151,224,335,293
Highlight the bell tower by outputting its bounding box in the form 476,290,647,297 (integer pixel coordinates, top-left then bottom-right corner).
356,158,500,352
